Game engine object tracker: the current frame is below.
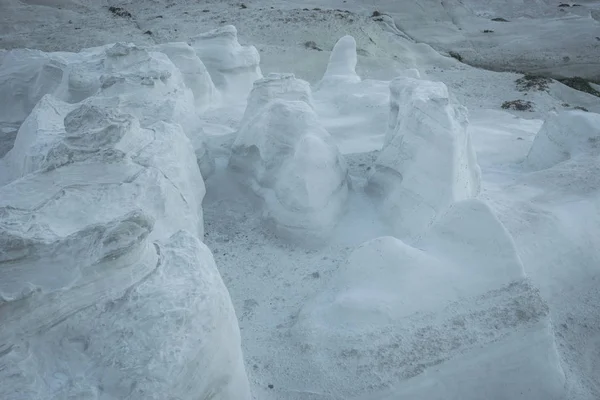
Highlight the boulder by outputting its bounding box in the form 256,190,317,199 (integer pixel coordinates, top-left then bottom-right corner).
229,99,349,244
367,77,481,239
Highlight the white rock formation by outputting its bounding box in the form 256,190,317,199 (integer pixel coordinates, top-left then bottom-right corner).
525,110,600,171
241,73,313,127
190,25,262,101
0,41,219,173
0,49,66,125
95,43,197,134
291,199,565,399
312,77,390,154
151,42,219,112
0,43,196,126
0,41,221,177
2,97,205,234
318,35,361,89
383,69,421,146
0,227,250,400
191,133,216,179
0,94,249,398
229,99,349,244
368,77,481,239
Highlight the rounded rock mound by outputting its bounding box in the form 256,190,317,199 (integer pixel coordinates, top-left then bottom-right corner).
241,72,313,128
190,25,262,101
317,35,361,89
368,76,481,239
525,110,600,171
290,199,565,400
229,99,349,245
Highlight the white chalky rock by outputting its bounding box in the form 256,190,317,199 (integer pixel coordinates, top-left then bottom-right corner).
368,77,481,239
0,98,248,399
190,25,262,101
241,73,313,127
229,99,349,244
97,43,196,132
0,42,201,136
1,96,205,240
0,49,66,125
151,42,219,111
0,42,220,173
382,69,421,146
291,199,565,399
188,127,216,179
0,227,251,400
318,35,361,89
525,110,600,171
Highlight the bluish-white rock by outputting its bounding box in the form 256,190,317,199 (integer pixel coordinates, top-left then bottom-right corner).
0,95,249,399
317,35,360,89
525,110,600,171
291,199,565,400
151,42,219,112
190,25,262,101
368,77,481,239
0,228,251,400
241,72,313,128
229,99,349,245
0,41,217,171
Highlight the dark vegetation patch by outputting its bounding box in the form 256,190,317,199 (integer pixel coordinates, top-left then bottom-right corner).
558,77,600,97
502,100,534,111
449,51,463,62
516,74,553,92
562,103,589,112
304,41,322,51
372,10,382,17
483,29,494,33
143,30,152,35
491,17,509,22
272,8,356,25
240,3,247,9
108,6,132,18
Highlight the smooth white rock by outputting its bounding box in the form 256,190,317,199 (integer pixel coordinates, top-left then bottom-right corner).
229,99,349,244
368,77,481,239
